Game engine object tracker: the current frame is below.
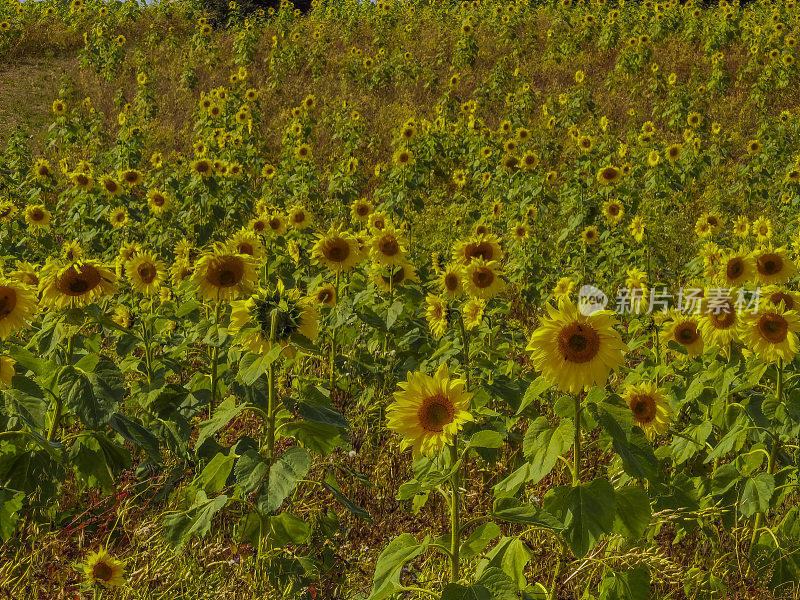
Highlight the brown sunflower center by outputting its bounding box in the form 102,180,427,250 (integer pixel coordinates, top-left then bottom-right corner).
59,266,102,296
253,220,266,233
757,253,782,276
92,560,114,582
208,257,245,288
323,239,351,263
471,267,494,289
237,242,254,256
356,204,370,216
378,236,399,257
758,314,788,343
444,273,459,292
417,393,455,433
709,302,736,329
629,394,657,424
557,322,601,364
608,204,620,215
138,263,156,284
465,241,495,262
292,212,305,224
0,287,18,319
601,167,618,180
726,258,744,279
152,194,165,206
30,209,44,221
675,322,699,345
268,218,282,231
318,290,332,303
770,292,794,311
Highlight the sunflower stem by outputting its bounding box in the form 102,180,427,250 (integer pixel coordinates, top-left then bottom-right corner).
48,331,76,442
573,392,582,486
449,441,460,583
267,308,278,465
458,312,470,391
209,301,222,411
329,271,340,390
748,359,782,570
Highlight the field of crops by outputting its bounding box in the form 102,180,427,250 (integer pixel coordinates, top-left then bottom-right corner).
1,0,800,598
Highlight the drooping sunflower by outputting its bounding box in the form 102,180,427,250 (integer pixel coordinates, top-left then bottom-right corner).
527,299,626,394
462,259,504,300
311,284,337,307
753,246,795,284
718,251,754,286
373,262,417,292
739,306,800,363
386,364,473,458
313,227,359,273
425,294,449,339
127,252,166,296
452,234,503,265
39,260,118,308
82,548,124,589
228,230,264,261
661,312,704,357
370,226,407,266
147,190,172,216
0,356,15,388
192,246,257,301
628,216,645,243
228,285,318,358
0,277,37,339
108,207,129,229
622,381,671,440
552,277,575,300
462,297,486,330
25,204,51,231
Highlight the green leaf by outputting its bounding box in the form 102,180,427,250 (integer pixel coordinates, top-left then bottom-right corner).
441,583,492,600
613,486,651,541
235,448,268,495
265,446,311,513
268,512,310,546
239,346,284,385
194,452,235,496
322,473,370,520
195,397,245,449
296,401,349,429
704,424,746,464
670,421,712,465
108,413,161,462
522,416,574,482
492,497,564,530
516,376,551,415
4,375,46,430
469,430,504,449
599,565,650,600
368,533,428,600
69,434,130,491
460,522,501,559
163,491,228,549
59,358,125,429
739,472,775,518
543,479,616,558
0,489,25,541
594,408,659,481
500,538,531,590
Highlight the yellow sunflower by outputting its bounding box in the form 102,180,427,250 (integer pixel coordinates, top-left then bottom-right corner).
527,299,626,394
10,262,39,288
699,293,740,348
452,234,504,265
426,294,449,339
228,230,264,261
581,225,599,244
62,240,83,263
192,246,257,301
0,356,15,388
753,246,795,284
101,176,122,197
661,312,704,357
462,297,486,330
373,262,417,292
266,212,287,236
370,226,407,266
597,165,622,185
628,216,645,243
350,198,374,223
313,227,359,273
462,259,504,300
0,277,37,339
552,277,576,301
739,306,800,363
733,215,750,238
289,206,312,229
763,286,800,312
622,381,671,440
39,260,118,308
311,284,337,307
752,216,772,241
439,264,463,299
108,207,129,229
602,199,624,225
82,548,124,589
147,190,172,216
25,204,51,231
127,252,166,296
386,364,473,458
718,251,754,286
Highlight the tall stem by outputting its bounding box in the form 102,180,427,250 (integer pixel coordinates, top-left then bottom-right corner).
210,300,222,410
266,309,278,465
449,441,460,583
48,332,76,442
329,271,340,390
458,312,470,391
573,392,582,486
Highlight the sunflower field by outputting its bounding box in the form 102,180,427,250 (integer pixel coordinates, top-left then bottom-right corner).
3,0,800,598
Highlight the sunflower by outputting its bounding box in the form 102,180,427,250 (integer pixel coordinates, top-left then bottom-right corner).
311,284,337,307
552,277,576,301
127,252,166,296
351,198,374,223
739,306,800,362
295,143,313,161
754,246,795,284
370,226,407,266
170,260,194,286
622,381,671,440
699,293,740,348
373,262,417,292
108,207,129,229
266,213,287,236
228,230,264,261
628,216,645,243
512,222,529,241
439,264,463,299
602,200,624,225
0,201,16,223
426,294,449,339
120,169,143,186
191,158,214,177
10,262,39,288
62,240,83,263
261,163,276,179
192,246,257,301
52,99,67,115
597,165,622,185
393,148,413,167
763,286,799,312
369,212,389,232
752,216,772,241
527,299,626,394
0,356,15,389
289,206,311,229
462,259,504,300
718,251,754,286
733,215,750,238
666,143,682,163
249,215,269,235
228,285,318,358
112,305,131,329
661,312,704,357
25,204,51,231
313,227,359,273
147,190,172,216
100,176,122,197
386,364,473,458
452,234,503,265
39,260,118,308
581,225,599,244
746,139,762,155
82,548,124,589
71,172,93,191
0,277,37,340
463,297,486,330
